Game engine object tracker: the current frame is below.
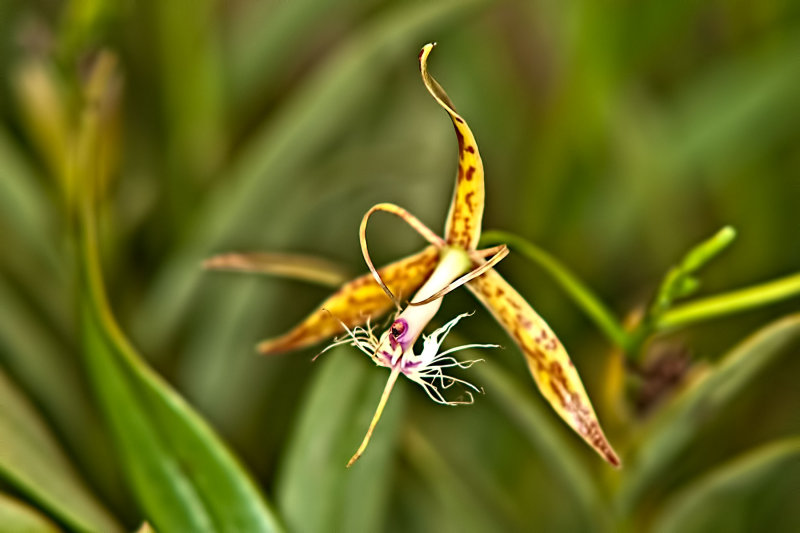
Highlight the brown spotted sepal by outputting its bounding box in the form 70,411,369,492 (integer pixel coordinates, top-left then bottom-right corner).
468,269,621,467
258,246,439,354
419,43,485,252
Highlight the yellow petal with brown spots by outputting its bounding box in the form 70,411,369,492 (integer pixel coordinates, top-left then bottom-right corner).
467,268,621,467
258,246,439,354
419,43,485,252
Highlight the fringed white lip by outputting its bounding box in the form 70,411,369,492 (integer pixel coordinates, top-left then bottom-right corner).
326,312,496,404
401,312,497,405
323,311,498,467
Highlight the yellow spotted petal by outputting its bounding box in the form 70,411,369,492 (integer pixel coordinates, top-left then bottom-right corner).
258,246,439,354
468,269,620,467
419,43,484,251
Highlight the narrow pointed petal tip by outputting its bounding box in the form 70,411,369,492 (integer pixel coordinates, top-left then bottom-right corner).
419,43,485,251
257,246,439,355
467,268,621,467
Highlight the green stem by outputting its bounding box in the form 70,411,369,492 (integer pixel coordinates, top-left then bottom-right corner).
479,230,630,351
656,271,800,330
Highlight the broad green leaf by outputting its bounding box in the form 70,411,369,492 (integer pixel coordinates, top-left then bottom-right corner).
0,368,122,533
619,314,800,510
0,493,61,533
79,216,282,532
276,350,404,533
652,438,800,533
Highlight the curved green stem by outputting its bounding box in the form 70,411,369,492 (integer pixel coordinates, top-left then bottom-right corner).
656,271,800,330
479,230,630,351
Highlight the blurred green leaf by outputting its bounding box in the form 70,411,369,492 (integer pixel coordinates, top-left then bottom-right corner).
402,425,518,532
227,0,349,104
153,0,225,205
0,367,122,533
0,128,56,267
0,130,119,505
652,438,800,533
473,361,607,527
657,271,800,331
11,60,71,191
666,37,800,176
619,313,800,511
57,0,122,61
0,493,61,533
276,350,404,533
79,213,282,532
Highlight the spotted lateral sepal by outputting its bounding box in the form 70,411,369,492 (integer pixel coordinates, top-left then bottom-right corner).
258,246,439,354
468,268,621,467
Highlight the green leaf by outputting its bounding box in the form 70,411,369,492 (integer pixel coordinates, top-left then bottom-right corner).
657,271,800,331
0,129,120,506
473,361,607,527
619,314,800,510
652,438,800,533
79,215,282,532
276,350,404,533
0,367,122,533
665,37,800,176
0,128,56,267
0,493,61,533
402,425,520,532
227,0,349,104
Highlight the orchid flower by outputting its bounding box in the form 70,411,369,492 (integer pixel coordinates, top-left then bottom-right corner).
207,43,620,468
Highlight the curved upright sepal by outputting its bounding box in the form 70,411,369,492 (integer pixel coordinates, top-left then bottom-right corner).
258,246,439,354
419,43,485,251
467,269,621,467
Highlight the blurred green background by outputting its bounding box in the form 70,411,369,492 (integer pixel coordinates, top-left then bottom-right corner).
0,0,799,531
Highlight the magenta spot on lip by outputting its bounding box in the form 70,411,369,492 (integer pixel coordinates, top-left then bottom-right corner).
389,318,411,350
